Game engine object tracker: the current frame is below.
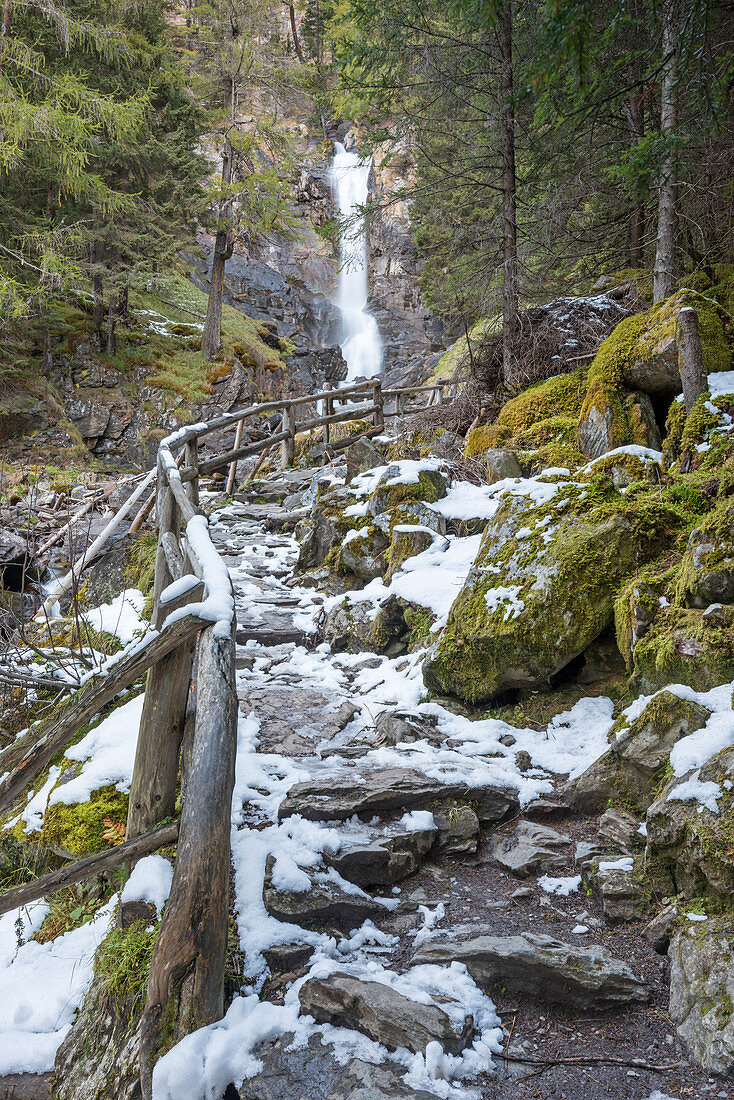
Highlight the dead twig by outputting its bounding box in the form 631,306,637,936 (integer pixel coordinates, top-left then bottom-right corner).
503,1051,680,1073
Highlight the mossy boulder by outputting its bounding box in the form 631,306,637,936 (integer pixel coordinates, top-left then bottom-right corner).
646,745,734,899
336,525,389,582
675,499,734,608
484,369,588,450
625,603,734,694
385,525,437,582
568,690,711,814
669,924,734,1075
367,465,448,515
423,481,677,703
576,289,732,459
296,483,368,572
41,786,129,856
325,593,434,656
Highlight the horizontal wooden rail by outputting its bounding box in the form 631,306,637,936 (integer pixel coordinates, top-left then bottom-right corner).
0,822,179,917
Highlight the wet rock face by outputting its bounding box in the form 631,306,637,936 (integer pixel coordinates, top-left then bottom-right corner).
412,932,649,1009
298,974,475,1055
669,926,734,1074
54,975,141,1100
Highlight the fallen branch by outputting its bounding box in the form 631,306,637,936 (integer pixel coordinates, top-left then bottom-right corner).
0,821,179,916
503,1051,680,1073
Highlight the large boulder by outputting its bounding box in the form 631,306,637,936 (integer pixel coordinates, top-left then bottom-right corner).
298,974,475,1055
568,691,711,813
646,745,734,900
367,465,448,516
324,593,434,656
412,932,649,1009
423,481,674,703
669,925,734,1074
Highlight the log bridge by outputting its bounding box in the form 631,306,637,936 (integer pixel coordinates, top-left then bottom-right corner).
0,376,449,1096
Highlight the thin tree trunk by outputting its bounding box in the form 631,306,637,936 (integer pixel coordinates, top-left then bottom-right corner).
498,0,519,387
653,0,678,302
201,141,234,361
628,92,646,266
289,4,304,62
1,0,11,36
106,308,116,355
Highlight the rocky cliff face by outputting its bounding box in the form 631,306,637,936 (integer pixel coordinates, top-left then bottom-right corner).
368,140,445,388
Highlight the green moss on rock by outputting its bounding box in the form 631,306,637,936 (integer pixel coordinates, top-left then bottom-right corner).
41,786,129,856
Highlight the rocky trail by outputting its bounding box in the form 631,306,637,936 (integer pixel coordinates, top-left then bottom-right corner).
135,459,726,1100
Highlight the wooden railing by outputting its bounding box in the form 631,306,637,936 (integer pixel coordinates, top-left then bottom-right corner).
0,375,451,1095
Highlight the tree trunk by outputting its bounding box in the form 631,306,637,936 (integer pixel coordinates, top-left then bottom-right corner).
201,141,234,362
678,306,707,413
653,0,679,302
498,0,519,388
289,4,304,61
105,308,116,355
627,92,646,266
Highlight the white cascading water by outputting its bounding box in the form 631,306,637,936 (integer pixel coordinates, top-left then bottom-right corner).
329,142,383,380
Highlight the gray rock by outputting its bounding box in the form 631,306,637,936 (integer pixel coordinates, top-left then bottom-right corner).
490,821,572,879
263,942,314,974
568,690,711,813
669,926,734,1074
679,525,734,608
431,803,480,857
412,932,649,1009
484,449,523,484
574,841,607,870
596,868,646,924
598,808,644,854
237,1032,437,1100
299,973,475,1055
646,744,734,899
54,974,140,1100
346,438,384,481
373,709,445,747
368,467,449,517
278,766,519,824
620,333,680,395
325,820,436,887
643,903,678,954
262,854,382,931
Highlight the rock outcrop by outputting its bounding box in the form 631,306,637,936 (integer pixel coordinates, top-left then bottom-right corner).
413,932,649,1009
669,925,734,1074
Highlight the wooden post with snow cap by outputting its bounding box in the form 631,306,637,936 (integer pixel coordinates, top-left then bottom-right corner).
323,393,333,444
678,306,708,414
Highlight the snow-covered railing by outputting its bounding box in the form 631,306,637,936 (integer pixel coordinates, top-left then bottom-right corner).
0,376,454,1097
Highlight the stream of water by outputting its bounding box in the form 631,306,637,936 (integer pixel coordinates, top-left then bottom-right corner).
329,142,383,380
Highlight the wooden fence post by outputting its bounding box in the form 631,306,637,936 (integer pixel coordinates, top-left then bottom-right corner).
226,419,244,495
281,403,296,468
322,394,333,445
373,379,384,431
140,616,237,1099
126,470,194,842
185,439,199,508
678,306,707,414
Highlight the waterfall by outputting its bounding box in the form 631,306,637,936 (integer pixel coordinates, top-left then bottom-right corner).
329,142,383,380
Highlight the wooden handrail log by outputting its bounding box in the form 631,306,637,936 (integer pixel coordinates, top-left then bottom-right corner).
296,401,378,434
195,429,291,477
0,610,210,816
161,531,184,580
382,383,447,396
0,821,180,917
164,470,200,526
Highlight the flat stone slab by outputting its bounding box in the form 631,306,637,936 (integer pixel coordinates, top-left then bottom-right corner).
489,820,572,879
278,766,519,823
299,973,475,1055
412,932,649,1009
325,819,436,886
238,686,359,755
262,854,383,931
